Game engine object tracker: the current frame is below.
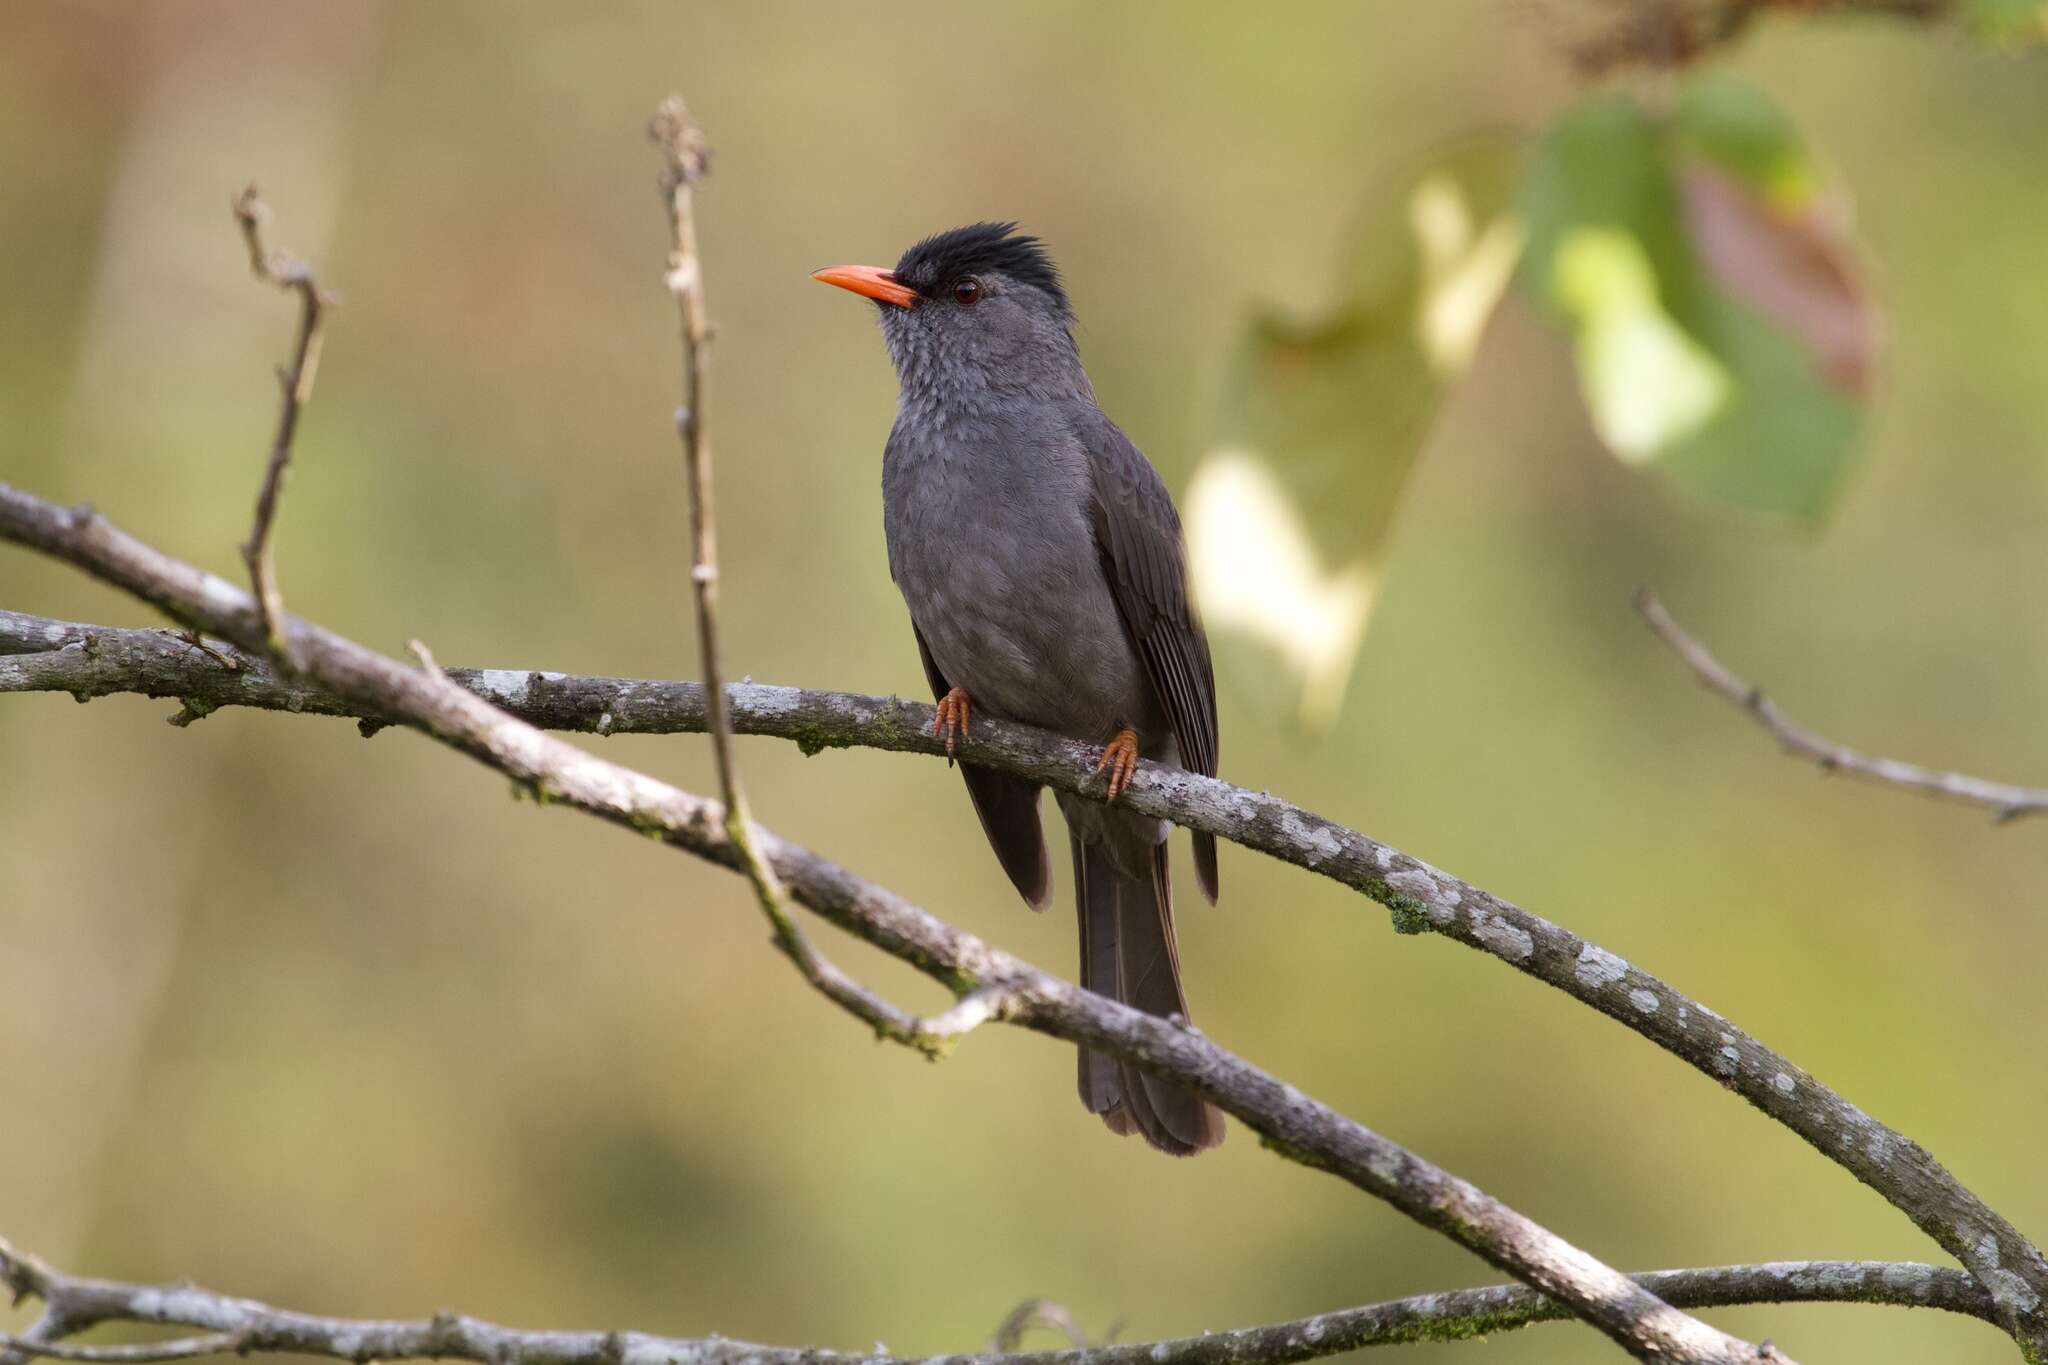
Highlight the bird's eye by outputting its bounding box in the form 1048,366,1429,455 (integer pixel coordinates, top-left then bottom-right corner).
952,278,981,306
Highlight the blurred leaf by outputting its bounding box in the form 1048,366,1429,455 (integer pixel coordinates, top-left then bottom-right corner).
1678,162,1874,394
1553,227,1731,461
1965,0,2048,44
1521,81,1873,523
1191,138,1522,729
1185,452,1377,730
1672,75,1815,209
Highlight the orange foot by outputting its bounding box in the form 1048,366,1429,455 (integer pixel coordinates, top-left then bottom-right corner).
934,686,972,761
1095,727,1140,801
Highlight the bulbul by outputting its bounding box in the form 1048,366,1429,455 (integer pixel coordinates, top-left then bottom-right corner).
813,223,1225,1155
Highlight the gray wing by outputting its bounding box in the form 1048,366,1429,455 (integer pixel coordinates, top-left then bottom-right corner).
913,624,1051,910
1077,411,1221,903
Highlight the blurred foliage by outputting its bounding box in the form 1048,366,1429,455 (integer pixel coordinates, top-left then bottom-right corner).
1967,0,2048,44
1204,54,1895,718
1191,139,1521,729
1523,79,1871,524
2,5,2047,1365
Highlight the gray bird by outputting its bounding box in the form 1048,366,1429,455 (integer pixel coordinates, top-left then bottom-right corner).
813,223,1225,1155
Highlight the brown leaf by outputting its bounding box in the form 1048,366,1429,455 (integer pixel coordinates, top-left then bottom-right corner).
1678,162,1878,394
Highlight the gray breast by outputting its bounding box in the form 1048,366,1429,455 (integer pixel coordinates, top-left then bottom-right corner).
883,402,1156,744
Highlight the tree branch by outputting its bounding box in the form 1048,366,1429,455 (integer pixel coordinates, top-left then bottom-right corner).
645,96,940,1052
1637,590,2048,822
0,487,1786,1363
0,1237,2005,1365
229,186,331,662
5,597,2048,1352
7,600,2045,1355
1564,0,1951,75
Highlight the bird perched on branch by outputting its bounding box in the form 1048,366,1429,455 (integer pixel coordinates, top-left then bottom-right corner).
813,223,1224,1155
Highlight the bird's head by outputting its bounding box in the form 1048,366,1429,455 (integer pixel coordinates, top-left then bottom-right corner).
812,222,1084,401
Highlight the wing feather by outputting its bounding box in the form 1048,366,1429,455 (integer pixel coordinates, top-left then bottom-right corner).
1078,411,1221,902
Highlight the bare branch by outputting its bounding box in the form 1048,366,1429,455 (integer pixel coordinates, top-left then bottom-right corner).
646,97,941,1054
7,597,2048,1354
0,1336,244,1363
1562,0,1951,75
230,187,332,662
649,93,732,799
0,490,1790,1363
1637,589,2048,822
0,1237,2005,1365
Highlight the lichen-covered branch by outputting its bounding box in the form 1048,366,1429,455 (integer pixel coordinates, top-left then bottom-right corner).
0,1237,2003,1365
1638,589,2048,822
0,488,1785,1363
5,596,2044,1355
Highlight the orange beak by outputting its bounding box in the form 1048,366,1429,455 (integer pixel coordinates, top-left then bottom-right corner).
811,264,917,308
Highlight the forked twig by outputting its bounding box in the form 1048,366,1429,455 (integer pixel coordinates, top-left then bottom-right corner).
231,186,334,663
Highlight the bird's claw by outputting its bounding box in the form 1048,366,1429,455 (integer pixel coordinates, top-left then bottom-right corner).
934,687,971,763
1095,727,1139,801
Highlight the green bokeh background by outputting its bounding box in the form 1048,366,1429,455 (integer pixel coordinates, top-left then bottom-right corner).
3,4,2044,1362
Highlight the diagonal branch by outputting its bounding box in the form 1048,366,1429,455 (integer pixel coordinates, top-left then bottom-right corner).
0,1237,2004,1364
6,606,2044,1358
0,487,1783,1364
1638,590,2048,822
230,187,332,662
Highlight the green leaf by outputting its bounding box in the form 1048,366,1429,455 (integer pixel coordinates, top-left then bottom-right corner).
1190,137,1522,729
1520,82,1873,524
1965,0,2048,45
1552,227,1731,462
1673,74,1816,209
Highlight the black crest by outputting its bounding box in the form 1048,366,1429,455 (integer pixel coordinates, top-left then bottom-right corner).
895,222,1068,313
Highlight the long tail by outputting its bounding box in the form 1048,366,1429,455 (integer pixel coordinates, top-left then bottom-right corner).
1071,830,1226,1155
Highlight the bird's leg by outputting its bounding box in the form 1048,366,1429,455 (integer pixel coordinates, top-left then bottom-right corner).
933,686,972,762
1095,726,1140,801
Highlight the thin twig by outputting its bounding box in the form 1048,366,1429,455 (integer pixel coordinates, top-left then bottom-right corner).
231,186,332,664
7,607,2048,1359
991,1300,1093,1352
915,982,1029,1049
0,489,1790,1363
1637,589,2048,822
648,95,944,1055
0,1237,2003,1365
168,629,243,673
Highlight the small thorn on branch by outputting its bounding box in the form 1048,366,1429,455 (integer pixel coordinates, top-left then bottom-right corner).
166,699,216,728
165,629,244,672
408,639,445,679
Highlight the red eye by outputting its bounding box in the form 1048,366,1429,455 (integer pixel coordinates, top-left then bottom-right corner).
952,278,981,305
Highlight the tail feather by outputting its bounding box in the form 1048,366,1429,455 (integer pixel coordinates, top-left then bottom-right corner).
1071,831,1225,1155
